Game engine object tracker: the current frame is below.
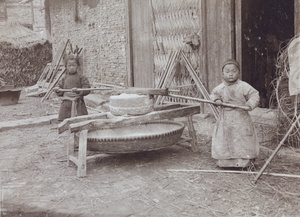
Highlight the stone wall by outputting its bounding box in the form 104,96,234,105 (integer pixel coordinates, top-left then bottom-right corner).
49,0,127,86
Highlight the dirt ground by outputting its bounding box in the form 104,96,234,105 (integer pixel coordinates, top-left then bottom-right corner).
1,91,300,217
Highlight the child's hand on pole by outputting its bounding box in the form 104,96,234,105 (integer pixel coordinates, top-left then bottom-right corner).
72,87,84,96
240,105,251,111
72,88,79,93
215,99,223,107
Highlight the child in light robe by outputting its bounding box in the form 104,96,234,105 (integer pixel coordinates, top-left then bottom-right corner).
210,59,260,168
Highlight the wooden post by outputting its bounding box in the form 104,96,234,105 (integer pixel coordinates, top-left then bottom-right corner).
77,129,88,177
187,115,198,152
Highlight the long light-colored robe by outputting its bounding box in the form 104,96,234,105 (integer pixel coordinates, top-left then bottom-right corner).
210,79,260,160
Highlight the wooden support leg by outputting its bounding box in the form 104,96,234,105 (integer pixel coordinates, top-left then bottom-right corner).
187,115,198,152
67,129,75,167
77,129,88,177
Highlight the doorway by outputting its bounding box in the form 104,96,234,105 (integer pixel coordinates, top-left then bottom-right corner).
241,0,294,108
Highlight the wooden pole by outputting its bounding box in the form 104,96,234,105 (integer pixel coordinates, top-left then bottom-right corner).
56,87,169,95
56,87,112,92
180,51,220,118
253,114,300,183
168,93,249,110
167,169,300,179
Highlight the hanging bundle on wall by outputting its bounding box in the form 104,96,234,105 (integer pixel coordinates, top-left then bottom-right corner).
183,33,201,50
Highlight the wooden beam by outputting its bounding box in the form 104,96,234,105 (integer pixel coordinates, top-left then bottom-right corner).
69,105,200,133
0,114,57,132
58,113,108,134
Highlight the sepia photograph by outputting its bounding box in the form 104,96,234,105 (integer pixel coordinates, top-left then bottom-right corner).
0,0,300,216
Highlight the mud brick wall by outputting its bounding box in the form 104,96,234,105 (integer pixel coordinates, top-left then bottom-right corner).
49,0,127,86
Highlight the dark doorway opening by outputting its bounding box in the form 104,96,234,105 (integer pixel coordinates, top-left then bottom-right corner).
241,0,294,108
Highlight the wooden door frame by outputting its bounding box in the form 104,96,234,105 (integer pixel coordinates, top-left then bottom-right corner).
125,0,133,87
295,0,300,34
235,0,242,77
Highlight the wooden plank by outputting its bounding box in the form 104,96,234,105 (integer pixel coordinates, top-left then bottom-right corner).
69,105,200,133
0,114,57,132
58,113,108,134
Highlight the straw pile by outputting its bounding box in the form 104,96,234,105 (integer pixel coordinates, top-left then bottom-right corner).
274,35,300,147
0,20,52,87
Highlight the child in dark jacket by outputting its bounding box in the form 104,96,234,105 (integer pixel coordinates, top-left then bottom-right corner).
55,55,91,121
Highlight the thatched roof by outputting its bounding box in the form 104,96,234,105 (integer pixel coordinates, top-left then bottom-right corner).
0,20,47,48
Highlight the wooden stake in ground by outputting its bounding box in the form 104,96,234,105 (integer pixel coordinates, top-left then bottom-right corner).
167,169,300,179
253,114,300,183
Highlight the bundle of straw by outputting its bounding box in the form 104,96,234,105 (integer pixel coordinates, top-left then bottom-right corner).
274,35,300,147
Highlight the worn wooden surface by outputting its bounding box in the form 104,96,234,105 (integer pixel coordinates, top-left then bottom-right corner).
130,0,154,88
58,113,108,134
69,105,200,133
0,114,57,132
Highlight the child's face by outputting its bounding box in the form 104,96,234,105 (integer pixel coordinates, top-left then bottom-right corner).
222,64,239,84
67,59,78,74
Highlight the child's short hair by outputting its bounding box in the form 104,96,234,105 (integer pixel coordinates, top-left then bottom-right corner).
64,54,80,67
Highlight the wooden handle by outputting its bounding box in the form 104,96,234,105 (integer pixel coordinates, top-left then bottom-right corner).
57,87,169,96
168,94,249,110
56,87,112,92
